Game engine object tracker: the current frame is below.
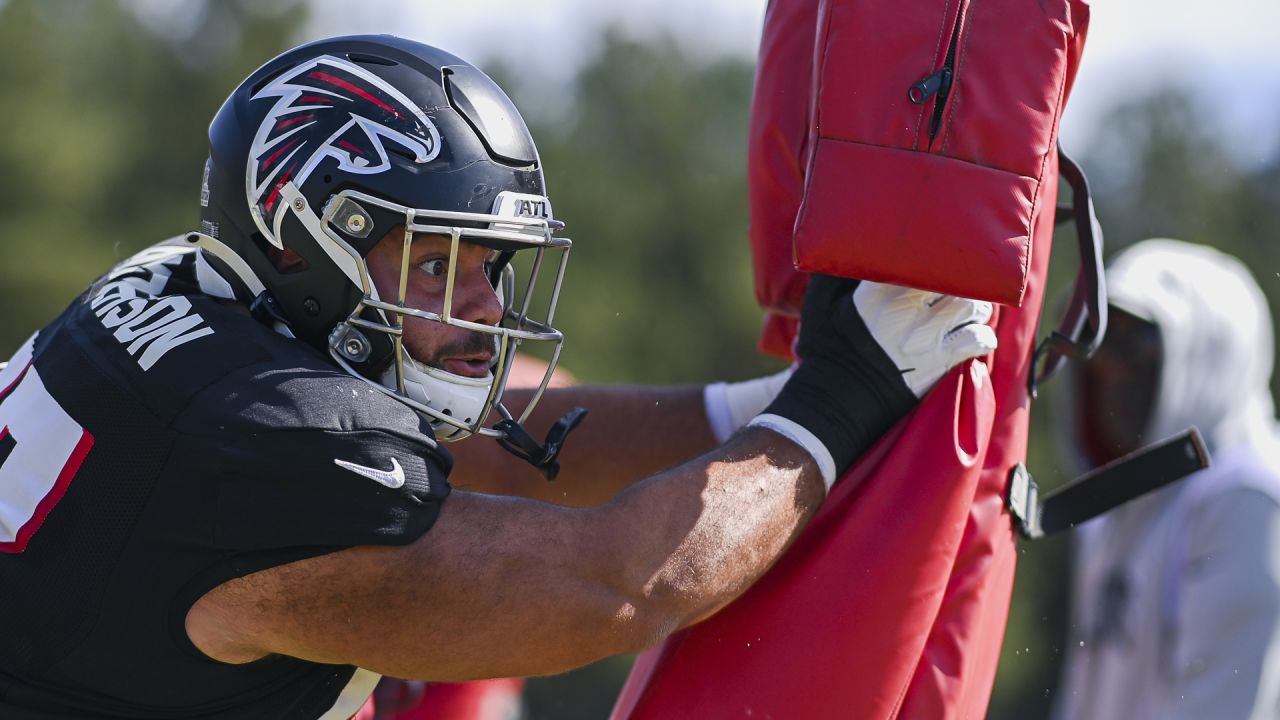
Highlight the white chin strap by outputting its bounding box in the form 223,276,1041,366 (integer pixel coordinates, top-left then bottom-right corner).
380,353,493,440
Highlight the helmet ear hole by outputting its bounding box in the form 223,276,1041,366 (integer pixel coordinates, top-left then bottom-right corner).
264,243,310,275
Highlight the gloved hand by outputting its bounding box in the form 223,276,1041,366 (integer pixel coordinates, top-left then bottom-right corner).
852,281,996,397
753,275,997,488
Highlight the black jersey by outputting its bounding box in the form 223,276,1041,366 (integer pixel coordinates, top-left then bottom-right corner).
0,244,452,719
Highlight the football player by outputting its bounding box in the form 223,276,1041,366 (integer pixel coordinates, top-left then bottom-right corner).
0,35,995,718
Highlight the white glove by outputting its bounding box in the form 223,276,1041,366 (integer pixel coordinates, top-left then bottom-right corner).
853,281,998,397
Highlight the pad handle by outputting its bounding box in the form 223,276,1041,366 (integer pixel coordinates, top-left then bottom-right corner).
1028,146,1108,396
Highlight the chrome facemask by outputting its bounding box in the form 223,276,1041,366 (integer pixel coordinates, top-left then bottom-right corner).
313,186,571,441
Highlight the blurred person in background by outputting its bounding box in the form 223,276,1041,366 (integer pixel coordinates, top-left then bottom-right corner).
1056,239,1280,719
0,34,996,718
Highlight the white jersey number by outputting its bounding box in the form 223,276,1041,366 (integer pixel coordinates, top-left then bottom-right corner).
0,334,94,553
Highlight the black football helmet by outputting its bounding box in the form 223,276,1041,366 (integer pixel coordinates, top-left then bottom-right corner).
195,35,572,446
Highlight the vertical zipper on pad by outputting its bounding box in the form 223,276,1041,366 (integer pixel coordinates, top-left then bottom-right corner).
908,0,968,144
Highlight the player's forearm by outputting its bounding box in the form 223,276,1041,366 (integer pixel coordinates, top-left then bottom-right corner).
588,426,825,636
383,428,822,677
450,385,719,506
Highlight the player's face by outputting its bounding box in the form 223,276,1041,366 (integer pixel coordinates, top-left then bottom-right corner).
365,227,504,379
1074,308,1162,467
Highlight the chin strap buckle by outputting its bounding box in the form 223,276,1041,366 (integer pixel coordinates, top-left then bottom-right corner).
494,407,588,481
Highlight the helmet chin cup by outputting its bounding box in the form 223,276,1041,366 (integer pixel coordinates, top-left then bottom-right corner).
382,354,493,440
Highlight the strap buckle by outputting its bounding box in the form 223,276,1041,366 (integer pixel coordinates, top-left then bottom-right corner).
1007,464,1043,539
1009,429,1209,540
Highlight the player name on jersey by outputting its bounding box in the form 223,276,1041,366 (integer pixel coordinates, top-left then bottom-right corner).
90,279,214,371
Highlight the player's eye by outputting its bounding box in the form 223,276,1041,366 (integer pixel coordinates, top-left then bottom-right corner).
419,258,447,277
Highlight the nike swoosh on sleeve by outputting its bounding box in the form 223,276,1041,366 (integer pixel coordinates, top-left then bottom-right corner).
333,457,407,489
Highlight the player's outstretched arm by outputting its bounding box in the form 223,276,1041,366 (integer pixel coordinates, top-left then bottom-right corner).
186,277,996,680
187,427,822,681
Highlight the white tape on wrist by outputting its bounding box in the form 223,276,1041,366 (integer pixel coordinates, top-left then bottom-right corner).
703,382,736,444
747,413,837,491
703,367,795,443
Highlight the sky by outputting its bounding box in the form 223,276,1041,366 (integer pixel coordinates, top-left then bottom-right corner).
297,0,1280,168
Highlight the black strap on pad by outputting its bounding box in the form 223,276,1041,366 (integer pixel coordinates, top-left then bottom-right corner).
495,407,588,482
1028,146,1108,397
1008,428,1210,539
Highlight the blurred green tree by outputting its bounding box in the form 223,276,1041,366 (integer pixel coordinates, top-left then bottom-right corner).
0,0,304,353
514,31,780,387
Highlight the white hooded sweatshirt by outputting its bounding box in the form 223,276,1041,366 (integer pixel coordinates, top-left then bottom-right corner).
1055,239,1280,720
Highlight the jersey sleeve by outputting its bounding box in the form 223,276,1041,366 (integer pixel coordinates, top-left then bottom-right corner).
188,426,452,552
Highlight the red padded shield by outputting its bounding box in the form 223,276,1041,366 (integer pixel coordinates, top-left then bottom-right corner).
612,172,1053,720
613,0,1087,715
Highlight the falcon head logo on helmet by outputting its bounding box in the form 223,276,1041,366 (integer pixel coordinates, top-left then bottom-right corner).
246,55,442,248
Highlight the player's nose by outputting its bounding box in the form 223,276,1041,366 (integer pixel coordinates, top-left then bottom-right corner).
453,265,503,327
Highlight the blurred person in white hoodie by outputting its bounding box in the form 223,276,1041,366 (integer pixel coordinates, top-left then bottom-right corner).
1055,239,1280,720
